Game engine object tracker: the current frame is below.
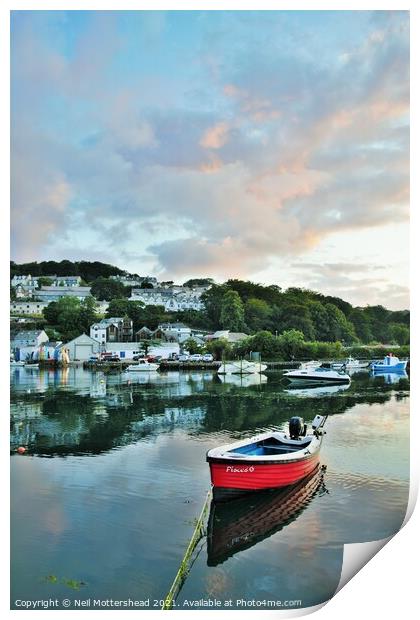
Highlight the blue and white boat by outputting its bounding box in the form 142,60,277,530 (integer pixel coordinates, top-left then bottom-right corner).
371,354,408,372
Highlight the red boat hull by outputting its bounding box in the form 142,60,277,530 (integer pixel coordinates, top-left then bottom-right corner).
209,453,320,500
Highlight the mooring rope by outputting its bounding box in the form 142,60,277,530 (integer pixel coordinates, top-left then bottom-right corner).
162,489,212,610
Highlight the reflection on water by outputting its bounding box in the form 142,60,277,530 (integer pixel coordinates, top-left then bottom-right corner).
284,383,350,397
11,367,409,609
207,466,326,566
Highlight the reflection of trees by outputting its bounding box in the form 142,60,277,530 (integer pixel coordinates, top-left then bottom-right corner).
10,374,409,457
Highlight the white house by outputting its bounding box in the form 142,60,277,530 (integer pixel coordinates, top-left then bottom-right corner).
130,286,205,312
51,276,81,287
11,274,39,288
206,330,248,344
158,322,192,343
11,330,49,348
10,301,49,315
90,317,133,344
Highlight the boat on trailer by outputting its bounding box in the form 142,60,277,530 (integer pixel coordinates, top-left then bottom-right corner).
207,414,327,501
218,360,267,375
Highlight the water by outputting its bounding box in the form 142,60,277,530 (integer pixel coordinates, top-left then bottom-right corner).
10,366,409,609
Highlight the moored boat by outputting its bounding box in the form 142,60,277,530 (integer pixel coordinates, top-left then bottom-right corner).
126,359,160,372
371,354,408,372
10,360,25,367
283,365,351,386
206,414,327,501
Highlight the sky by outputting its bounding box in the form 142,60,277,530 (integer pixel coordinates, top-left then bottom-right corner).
10,10,409,310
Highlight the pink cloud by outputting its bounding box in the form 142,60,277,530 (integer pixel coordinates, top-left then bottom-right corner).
200,122,229,149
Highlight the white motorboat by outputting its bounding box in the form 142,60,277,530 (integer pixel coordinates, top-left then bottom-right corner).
331,356,369,370
10,360,25,367
284,365,351,386
217,360,267,375
24,362,39,369
126,359,160,372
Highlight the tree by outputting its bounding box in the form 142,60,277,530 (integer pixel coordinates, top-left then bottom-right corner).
248,330,280,358
325,304,357,343
278,329,305,359
183,338,203,354
37,277,53,288
202,284,230,328
183,278,214,287
244,298,272,333
308,301,330,341
272,303,315,340
90,277,129,301
140,281,154,289
349,308,373,343
205,338,232,361
79,296,100,333
389,323,410,346
220,290,245,332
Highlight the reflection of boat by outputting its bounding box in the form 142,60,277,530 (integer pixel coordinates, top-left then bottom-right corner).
207,414,327,501
371,354,408,372
219,374,268,387
371,370,408,384
207,466,324,565
218,360,267,375
284,383,350,397
283,365,350,386
126,360,160,372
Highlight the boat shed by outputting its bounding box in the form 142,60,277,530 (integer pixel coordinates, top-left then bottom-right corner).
65,333,100,361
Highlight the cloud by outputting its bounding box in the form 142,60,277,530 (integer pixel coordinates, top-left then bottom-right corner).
10,11,409,308
200,122,229,149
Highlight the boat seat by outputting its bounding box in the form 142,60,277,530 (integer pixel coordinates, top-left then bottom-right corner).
263,445,300,453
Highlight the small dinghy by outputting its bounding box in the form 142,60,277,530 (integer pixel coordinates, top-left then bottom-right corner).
207,414,327,501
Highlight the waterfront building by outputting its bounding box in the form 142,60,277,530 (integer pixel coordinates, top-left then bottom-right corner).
34,286,92,302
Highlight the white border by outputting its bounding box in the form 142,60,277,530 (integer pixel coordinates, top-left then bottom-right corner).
2,2,418,619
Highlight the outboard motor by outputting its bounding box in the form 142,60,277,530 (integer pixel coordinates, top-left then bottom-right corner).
289,416,306,440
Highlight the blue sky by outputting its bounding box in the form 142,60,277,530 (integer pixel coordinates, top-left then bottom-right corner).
10,10,409,309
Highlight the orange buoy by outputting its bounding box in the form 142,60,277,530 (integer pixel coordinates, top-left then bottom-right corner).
17,446,26,454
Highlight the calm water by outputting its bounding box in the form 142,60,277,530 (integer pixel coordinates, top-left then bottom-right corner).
10,366,410,609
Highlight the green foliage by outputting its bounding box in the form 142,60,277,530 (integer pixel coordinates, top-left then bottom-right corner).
220,290,245,332
205,338,233,360
244,298,272,332
183,338,203,354
183,278,214,287
42,296,100,341
388,323,410,346
11,259,124,281
37,276,53,287
90,277,130,301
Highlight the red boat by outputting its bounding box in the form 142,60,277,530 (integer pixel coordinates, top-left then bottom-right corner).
206,414,327,501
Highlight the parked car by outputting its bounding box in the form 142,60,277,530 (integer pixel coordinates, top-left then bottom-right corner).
88,355,99,362
101,354,120,362
189,354,203,362
168,353,179,361
178,354,190,362
202,353,214,362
